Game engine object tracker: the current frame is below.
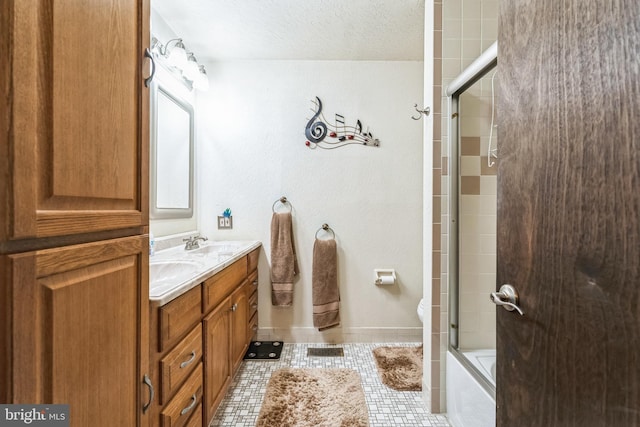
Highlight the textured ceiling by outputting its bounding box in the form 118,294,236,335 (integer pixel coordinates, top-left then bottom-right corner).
152,0,425,62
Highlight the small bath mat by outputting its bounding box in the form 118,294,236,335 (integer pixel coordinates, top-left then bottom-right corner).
372,345,423,391
244,341,283,360
256,368,369,427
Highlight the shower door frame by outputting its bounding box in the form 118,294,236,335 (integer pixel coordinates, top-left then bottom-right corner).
446,41,498,399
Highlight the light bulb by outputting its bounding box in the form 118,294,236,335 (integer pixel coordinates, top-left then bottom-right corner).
166,39,188,69
183,53,200,81
193,65,209,91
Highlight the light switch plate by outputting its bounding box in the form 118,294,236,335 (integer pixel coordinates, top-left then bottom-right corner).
218,216,233,229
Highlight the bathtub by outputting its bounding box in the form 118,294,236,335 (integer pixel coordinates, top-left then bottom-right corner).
462,349,496,387
446,350,496,427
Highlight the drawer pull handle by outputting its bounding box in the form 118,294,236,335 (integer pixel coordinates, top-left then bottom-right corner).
252,325,258,331
251,303,258,309
180,351,197,369
231,303,238,312
180,394,197,416
142,374,154,413
252,280,258,286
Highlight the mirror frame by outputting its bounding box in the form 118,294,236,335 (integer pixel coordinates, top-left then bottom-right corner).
150,81,195,219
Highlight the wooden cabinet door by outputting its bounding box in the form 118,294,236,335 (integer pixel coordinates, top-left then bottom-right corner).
1,0,150,241
203,298,231,423
4,235,149,427
230,284,249,373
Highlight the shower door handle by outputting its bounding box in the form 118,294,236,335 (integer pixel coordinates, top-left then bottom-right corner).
490,284,524,316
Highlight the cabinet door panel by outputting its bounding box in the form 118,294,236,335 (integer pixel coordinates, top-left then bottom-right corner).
203,300,231,423
230,284,249,373
8,236,149,427
3,0,149,240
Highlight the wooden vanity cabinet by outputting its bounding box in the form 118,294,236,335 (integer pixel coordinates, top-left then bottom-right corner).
150,247,260,427
149,286,203,426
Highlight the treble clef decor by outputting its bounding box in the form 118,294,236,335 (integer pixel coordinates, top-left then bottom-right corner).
304,96,380,150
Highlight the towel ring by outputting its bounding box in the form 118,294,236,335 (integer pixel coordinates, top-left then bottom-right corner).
272,196,292,213
315,223,335,240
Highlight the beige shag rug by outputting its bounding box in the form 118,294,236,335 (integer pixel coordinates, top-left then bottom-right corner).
256,368,369,427
372,345,423,391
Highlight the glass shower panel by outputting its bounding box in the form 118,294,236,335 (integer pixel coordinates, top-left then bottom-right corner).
453,67,499,387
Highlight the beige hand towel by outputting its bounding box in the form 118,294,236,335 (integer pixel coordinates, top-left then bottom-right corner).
312,238,340,330
270,212,298,306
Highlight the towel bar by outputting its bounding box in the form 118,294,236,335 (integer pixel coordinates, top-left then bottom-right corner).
315,223,335,240
272,196,292,213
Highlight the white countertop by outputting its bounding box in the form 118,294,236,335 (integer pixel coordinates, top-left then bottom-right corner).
149,240,262,305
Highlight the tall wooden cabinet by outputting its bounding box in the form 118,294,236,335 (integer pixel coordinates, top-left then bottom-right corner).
1,1,151,426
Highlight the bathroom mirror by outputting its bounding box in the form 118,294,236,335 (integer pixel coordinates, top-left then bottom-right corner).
150,83,194,219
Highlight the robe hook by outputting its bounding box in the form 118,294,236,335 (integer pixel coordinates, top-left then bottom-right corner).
412,104,431,120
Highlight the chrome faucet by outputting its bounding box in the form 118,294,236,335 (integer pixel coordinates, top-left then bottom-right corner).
183,235,208,250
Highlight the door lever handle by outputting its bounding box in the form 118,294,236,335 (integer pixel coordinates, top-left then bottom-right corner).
490,284,524,316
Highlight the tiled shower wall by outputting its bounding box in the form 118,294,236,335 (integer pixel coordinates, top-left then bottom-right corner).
430,0,499,413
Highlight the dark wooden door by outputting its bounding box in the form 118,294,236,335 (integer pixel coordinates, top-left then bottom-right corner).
497,1,640,425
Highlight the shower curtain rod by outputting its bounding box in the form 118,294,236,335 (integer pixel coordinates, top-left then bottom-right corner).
446,41,498,97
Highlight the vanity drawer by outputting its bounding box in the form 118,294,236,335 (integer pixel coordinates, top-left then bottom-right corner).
247,270,258,293
202,256,247,312
159,286,202,352
247,248,260,274
183,404,202,427
247,286,258,320
161,363,203,427
160,323,203,403
248,312,258,341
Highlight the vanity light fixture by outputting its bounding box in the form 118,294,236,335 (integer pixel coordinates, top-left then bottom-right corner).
193,66,209,91
150,37,209,92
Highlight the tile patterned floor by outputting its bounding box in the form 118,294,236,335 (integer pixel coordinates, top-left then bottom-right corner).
209,343,451,427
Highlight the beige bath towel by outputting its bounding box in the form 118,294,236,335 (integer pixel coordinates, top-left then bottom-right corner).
270,212,298,306
312,238,340,330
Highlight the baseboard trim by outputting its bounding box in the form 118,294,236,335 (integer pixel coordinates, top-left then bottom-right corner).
256,327,422,344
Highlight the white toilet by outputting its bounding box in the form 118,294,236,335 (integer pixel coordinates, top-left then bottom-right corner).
417,298,425,323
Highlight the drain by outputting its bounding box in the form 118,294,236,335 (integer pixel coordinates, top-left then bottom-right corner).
307,347,344,357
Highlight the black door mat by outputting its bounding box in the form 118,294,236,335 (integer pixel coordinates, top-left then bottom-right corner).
307,347,344,357
244,341,283,360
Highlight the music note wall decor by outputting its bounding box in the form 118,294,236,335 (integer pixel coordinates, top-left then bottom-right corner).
304,96,380,150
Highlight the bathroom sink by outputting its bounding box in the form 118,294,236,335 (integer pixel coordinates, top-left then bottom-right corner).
149,259,205,296
190,242,242,257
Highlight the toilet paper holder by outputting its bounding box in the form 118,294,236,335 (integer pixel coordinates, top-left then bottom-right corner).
374,269,396,286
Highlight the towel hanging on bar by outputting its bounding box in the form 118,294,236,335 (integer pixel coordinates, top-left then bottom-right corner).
270,206,298,306
312,225,339,331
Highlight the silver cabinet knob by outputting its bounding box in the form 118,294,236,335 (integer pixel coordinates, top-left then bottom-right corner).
490,284,524,315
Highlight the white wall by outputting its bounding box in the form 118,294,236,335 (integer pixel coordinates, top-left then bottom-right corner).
196,60,424,342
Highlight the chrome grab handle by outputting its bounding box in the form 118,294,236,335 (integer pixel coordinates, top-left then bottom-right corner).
142,374,154,413
180,351,196,369
231,303,238,312
180,394,197,416
490,284,524,316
